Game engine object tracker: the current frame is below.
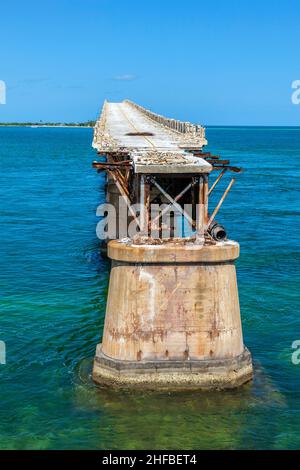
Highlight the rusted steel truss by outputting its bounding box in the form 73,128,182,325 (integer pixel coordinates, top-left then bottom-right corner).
92,148,238,245
93,116,242,244
191,150,242,173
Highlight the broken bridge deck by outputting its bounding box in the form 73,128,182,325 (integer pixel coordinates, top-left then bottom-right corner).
92,100,211,174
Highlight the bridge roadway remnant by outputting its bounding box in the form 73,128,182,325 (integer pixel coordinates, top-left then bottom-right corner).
91,99,253,390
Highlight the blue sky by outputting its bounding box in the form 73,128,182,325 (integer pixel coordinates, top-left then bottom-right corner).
0,0,299,125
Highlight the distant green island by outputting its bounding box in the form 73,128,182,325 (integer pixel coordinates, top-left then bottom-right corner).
0,121,96,127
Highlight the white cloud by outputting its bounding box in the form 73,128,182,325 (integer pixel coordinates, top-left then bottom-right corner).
113,74,137,81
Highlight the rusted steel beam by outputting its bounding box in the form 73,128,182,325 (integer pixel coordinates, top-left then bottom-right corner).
113,171,130,199
115,169,128,190
203,174,209,227
92,161,132,168
94,164,131,196
193,152,220,160
197,176,204,238
212,165,242,173
208,169,227,195
150,181,192,227
109,159,132,165
207,178,235,227
107,170,140,229
193,151,211,157
207,159,230,165
124,168,131,185
140,175,150,236
197,174,209,235
191,177,196,228
150,177,193,226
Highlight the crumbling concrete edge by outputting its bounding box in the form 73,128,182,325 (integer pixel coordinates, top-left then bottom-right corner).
93,345,253,391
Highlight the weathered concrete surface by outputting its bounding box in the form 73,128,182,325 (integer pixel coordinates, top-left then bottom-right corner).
93,346,253,391
92,240,253,390
108,239,240,263
93,101,207,153
132,150,212,174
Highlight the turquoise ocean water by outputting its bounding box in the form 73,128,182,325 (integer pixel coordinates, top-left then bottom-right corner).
0,126,299,449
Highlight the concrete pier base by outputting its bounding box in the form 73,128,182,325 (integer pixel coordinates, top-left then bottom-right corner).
92,240,253,390
93,345,252,390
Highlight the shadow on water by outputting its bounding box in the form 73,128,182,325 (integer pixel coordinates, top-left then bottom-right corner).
73,357,287,450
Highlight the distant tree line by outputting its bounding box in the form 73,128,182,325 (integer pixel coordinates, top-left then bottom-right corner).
0,120,96,127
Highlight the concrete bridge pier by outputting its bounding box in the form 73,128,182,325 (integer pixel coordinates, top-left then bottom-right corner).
92,240,253,390
92,99,253,390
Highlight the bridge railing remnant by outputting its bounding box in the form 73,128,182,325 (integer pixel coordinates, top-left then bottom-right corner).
124,99,206,141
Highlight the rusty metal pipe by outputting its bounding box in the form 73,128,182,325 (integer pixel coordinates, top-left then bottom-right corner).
208,220,227,241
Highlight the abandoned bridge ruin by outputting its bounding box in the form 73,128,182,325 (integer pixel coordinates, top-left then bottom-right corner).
91,99,253,390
